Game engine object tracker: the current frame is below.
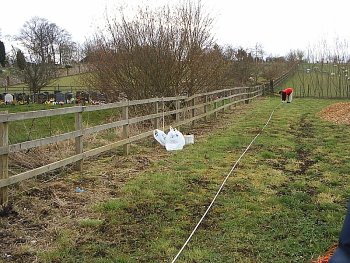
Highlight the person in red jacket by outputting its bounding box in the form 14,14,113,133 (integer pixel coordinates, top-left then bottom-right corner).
279,87,294,103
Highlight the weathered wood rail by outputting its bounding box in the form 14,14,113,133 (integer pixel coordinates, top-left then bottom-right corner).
0,85,264,206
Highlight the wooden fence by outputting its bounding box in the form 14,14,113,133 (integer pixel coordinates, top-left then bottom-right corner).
0,85,264,206
268,63,299,93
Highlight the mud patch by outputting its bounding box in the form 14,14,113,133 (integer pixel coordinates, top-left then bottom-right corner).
295,147,317,175
290,114,314,139
291,114,317,175
266,114,318,176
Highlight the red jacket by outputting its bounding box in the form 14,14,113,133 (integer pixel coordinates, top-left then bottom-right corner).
283,88,293,95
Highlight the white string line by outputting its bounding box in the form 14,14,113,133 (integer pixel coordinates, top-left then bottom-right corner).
171,102,282,263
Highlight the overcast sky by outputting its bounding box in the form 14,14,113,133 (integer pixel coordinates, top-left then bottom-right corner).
1,0,350,56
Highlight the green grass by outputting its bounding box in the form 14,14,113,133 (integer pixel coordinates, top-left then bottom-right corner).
50,74,86,87
0,103,121,144
3,73,88,93
283,63,350,98
38,97,350,262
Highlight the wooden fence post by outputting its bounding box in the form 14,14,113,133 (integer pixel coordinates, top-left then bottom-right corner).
270,79,274,94
154,100,160,129
75,108,83,171
204,94,209,121
214,93,219,119
0,111,9,207
175,98,180,123
262,84,266,96
233,89,237,107
122,101,130,155
161,98,166,129
191,97,195,126
222,91,226,113
245,87,249,104
182,98,186,121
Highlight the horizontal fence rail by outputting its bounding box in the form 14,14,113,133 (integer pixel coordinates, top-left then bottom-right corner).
0,85,264,205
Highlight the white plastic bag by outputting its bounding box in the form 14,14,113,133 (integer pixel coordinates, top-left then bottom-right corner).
153,129,167,146
165,127,186,151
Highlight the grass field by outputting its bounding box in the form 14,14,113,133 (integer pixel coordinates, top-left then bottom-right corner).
284,63,350,98
0,103,121,144
3,97,350,262
3,73,88,94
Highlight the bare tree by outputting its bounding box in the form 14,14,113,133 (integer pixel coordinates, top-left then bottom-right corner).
230,47,254,85
84,1,228,100
47,23,72,65
22,60,56,93
251,43,265,85
17,17,74,65
260,56,289,85
57,33,74,65
17,17,50,63
72,43,86,73
59,41,76,65
15,17,75,93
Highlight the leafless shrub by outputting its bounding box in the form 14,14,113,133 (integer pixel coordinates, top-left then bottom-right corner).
83,1,229,100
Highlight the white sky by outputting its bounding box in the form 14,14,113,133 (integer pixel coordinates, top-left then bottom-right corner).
1,0,350,57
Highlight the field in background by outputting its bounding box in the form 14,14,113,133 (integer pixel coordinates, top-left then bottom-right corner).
3,73,89,94
0,99,121,145
283,63,350,98
2,97,349,262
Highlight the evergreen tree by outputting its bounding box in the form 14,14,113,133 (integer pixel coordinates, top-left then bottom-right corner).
16,49,26,70
0,41,5,67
